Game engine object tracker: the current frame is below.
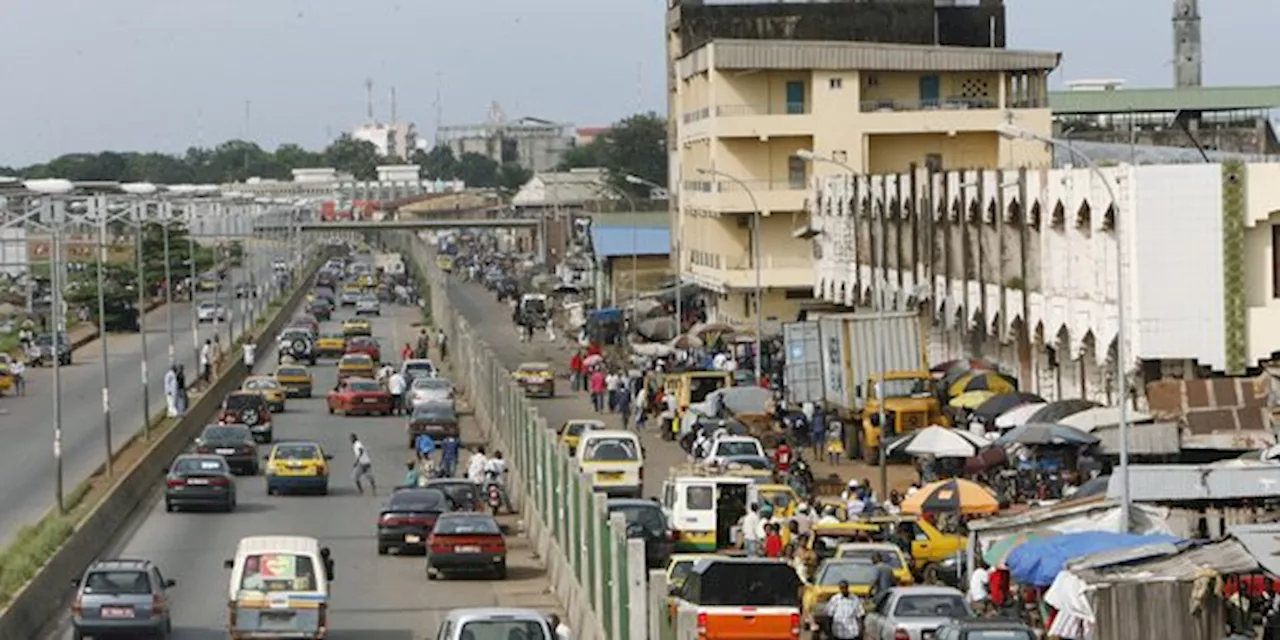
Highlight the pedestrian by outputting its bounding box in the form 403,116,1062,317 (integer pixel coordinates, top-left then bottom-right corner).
436,329,448,361
968,557,992,615
466,446,489,484
199,339,213,385
605,371,619,412
616,384,632,429
822,581,865,640
763,523,783,558
164,365,180,417
588,368,606,413
10,358,24,395
388,369,407,414
242,341,256,368
350,433,376,495
402,460,421,489
811,410,826,458
440,434,460,478
212,334,224,376
415,432,436,463
485,450,513,512
569,351,583,392
548,613,571,640
401,342,413,362
175,364,188,415
870,552,896,600
739,503,763,557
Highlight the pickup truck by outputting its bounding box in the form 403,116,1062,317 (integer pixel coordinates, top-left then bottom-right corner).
668,557,801,639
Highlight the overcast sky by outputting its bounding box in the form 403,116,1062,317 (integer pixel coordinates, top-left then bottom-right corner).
0,0,1275,165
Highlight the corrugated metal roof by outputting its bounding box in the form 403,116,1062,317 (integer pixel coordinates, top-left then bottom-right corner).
1228,523,1280,577
590,226,671,259
969,496,1112,532
587,212,670,228
1050,86,1280,114
1075,539,1258,583
691,40,1059,79
1060,407,1154,432
1108,463,1280,503
1090,421,1181,456
1053,140,1278,167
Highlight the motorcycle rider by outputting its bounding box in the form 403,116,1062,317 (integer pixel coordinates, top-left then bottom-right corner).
484,450,514,513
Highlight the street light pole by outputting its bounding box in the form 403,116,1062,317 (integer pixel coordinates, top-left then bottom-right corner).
92,196,114,476
626,174,679,328
696,168,763,384
995,122,1131,531
122,183,159,440
162,201,175,367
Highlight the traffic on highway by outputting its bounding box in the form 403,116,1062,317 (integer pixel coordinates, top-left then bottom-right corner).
48,244,564,640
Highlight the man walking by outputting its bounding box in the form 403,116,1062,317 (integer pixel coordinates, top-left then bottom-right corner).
822,581,865,640
164,365,180,417
350,433,376,495
199,339,213,385
10,358,25,395
388,369,407,415
739,503,763,557
440,435,460,478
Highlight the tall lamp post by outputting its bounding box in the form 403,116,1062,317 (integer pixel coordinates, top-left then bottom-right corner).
695,168,763,384
87,194,139,477
122,183,158,439
996,123,1132,532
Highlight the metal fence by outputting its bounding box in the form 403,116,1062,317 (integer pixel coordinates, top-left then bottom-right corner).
394,231,648,640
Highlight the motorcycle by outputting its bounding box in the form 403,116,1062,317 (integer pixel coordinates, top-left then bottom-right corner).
484,471,504,516
788,453,815,499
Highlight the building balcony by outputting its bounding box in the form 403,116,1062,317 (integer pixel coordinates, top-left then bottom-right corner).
857,96,1048,135
686,253,815,292
683,179,808,215
678,103,815,141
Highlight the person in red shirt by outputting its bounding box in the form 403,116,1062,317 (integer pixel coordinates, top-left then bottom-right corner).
763,523,784,558
400,343,413,362
773,441,793,475
569,351,584,391
989,567,1010,611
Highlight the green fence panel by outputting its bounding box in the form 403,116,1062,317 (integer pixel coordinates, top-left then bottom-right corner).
586,493,598,610
550,447,561,544
616,531,631,640
569,472,582,581
600,517,614,631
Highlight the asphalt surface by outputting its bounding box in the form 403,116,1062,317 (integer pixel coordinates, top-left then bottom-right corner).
45,291,559,639
0,260,272,546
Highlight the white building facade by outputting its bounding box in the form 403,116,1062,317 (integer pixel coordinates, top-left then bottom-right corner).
810,161,1280,404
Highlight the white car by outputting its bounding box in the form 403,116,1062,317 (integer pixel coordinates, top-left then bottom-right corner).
196,301,227,323
408,377,454,407
702,435,766,467
401,358,437,381
354,296,380,315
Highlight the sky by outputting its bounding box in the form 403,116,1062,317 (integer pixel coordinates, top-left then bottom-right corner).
0,0,1277,166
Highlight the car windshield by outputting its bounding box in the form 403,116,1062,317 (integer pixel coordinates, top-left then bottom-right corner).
35,334,64,346
688,376,727,403
388,489,449,512
583,438,638,462
816,562,879,586
429,482,477,506
278,368,307,377
405,362,434,373
203,426,250,441
458,620,549,640
239,553,319,593
349,338,375,347
245,379,279,390
84,570,151,595
435,516,501,535
838,548,904,568
611,505,667,536
893,594,969,618
669,561,696,584
714,441,761,457
172,457,228,475
413,404,457,421
517,365,547,374
273,444,320,460
566,421,601,436
348,381,381,392
224,395,261,411
342,356,372,366
413,378,449,390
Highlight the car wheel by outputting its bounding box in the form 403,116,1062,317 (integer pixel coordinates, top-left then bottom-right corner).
495,561,508,580
225,498,236,512
164,500,174,512
327,404,334,414
377,544,388,556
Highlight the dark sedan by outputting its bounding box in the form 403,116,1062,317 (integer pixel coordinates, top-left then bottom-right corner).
607,498,675,569
376,487,454,555
424,479,483,512
306,299,332,321
193,424,259,475
29,332,72,367
427,512,507,580
164,454,236,512
406,402,460,447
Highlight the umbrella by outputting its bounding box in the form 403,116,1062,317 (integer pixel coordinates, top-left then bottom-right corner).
1027,399,1100,424
1058,406,1151,432
1070,474,1110,500
993,422,1099,447
972,392,1045,423
948,370,1017,397
583,353,604,367
949,390,996,410
886,426,989,458
931,358,998,376
963,446,1007,475
715,387,773,415
631,298,666,319
670,334,703,350
636,317,679,341
900,478,1000,515
691,322,735,338
994,402,1048,430
984,530,1060,568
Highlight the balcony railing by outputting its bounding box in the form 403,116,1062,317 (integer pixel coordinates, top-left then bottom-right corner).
682,108,710,124
724,253,815,270
714,102,809,117
1009,96,1048,109
859,97,998,113
715,178,808,193
682,180,714,193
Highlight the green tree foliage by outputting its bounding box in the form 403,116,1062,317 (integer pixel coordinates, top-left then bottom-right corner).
138,221,215,292
558,112,667,197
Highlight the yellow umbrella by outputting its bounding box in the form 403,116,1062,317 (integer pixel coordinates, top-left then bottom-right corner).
901,478,1000,515
948,370,1016,398
949,390,996,410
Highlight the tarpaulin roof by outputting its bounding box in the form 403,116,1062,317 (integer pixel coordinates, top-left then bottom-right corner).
1005,531,1182,587
590,226,671,259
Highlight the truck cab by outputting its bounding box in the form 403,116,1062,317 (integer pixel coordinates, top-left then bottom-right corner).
858,371,948,463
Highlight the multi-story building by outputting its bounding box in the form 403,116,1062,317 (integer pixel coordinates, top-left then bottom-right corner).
810,160,1280,406
351,122,417,159
666,0,1059,327
436,103,574,174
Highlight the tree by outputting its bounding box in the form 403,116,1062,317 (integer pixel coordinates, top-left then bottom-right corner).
558,140,605,171
456,152,500,188
414,145,459,180
599,112,666,196
323,135,381,180
139,221,214,293
497,162,533,194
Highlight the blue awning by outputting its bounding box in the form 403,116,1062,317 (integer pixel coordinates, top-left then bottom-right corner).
590,226,671,259
1005,532,1183,586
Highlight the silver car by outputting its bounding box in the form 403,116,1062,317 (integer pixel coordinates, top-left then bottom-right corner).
71,559,176,639
196,301,227,323
355,295,381,315
408,377,454,407
863,586,971,640
435,608,554,640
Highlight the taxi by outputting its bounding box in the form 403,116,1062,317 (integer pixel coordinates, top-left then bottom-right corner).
835,542,914,586
854,514,965,576
356,273,375,288
755,484,799,518
512,362,554,398
557,418,607,456
315,334,347,359
264,440,332,495
341,318,372,337
337,353,376,381
0,354,13,395
801,559,879,633
274,364,314,398
242,376,287,413
805,522,882,574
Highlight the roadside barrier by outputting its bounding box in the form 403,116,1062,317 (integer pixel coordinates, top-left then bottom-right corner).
394,231,648,640
0,249,334,638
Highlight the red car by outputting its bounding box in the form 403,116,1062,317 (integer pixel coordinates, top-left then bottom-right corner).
345,336,382,363
327,378,394,416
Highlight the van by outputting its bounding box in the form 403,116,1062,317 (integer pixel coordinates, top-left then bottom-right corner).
663,475,802,552
575,430,644,498
224,535,334,639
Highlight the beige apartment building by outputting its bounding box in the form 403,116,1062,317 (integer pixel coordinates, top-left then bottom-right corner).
672,37,1060,326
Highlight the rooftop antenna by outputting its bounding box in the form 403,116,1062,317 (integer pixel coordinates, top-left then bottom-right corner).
434,72,443,136
390,86,398,124
364,78,375,122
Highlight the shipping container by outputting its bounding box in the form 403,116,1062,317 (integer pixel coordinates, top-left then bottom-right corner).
782,311,926,410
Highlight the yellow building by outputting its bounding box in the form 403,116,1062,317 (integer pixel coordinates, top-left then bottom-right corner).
672,38,1060,326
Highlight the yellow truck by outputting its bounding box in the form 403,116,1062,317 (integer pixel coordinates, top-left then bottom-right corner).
782,311,947,464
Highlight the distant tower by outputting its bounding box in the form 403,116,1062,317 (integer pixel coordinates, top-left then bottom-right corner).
487,101,506,125
1173,0,1202,87
390,86,398,123
365,78,375,122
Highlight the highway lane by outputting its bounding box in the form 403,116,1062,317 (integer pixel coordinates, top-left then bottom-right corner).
45,297,559,639
0,261,271,546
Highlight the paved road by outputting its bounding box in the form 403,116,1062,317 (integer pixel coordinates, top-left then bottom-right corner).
45,297,560,639
0,261,273,546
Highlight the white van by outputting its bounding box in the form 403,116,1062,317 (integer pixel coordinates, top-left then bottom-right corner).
224,535,333,639
575,430,644,498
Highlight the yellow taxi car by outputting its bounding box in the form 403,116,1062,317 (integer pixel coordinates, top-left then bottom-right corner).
0,354,14,396
337,353,376,381
356,274,374,288
512,362,554,398
755,484,799,518
557,419,607,456
341,318,372,338
802,559,879,633
274,364,313,398
806,522,882,575
242,376,287,413
835,542,914,586
666,553,716,592
315,334,347,359
855,515,966,577
264,440,332,495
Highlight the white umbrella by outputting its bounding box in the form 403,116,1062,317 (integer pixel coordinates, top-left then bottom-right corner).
886,426,988,458
1059,406,1153,433
995,402,1048,430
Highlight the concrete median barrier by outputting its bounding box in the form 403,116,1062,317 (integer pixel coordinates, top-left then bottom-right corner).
0,251,332,638
392,231,648,640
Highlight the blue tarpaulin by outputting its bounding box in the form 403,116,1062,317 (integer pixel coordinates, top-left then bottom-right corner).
1004,532,1183,587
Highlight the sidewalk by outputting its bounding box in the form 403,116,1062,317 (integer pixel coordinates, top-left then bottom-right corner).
5,296,167,358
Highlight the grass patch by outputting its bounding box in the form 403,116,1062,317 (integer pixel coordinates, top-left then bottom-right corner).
0,478,96,607
0,332,16,357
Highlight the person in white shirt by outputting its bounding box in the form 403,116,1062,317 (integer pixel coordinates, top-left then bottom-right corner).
9,359,24,395
387,371,407,415
242,342,256,368
817,505,841,525
466,446,489,484
712,352,729,371
548,614,571,640
484,450,513,512
199,340,212,384
967,560,992,615
350,433,376,495
376,364,395,383
164,366,180,417
823,581,865,639
605,373,619,411
739,503,763,557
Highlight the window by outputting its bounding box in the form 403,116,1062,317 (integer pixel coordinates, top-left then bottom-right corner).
686,485,714,510
785,81,805,114
828,77,843,90
85,570,152,594
788,155,807,189
925,154,944,172
239,553,319,593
